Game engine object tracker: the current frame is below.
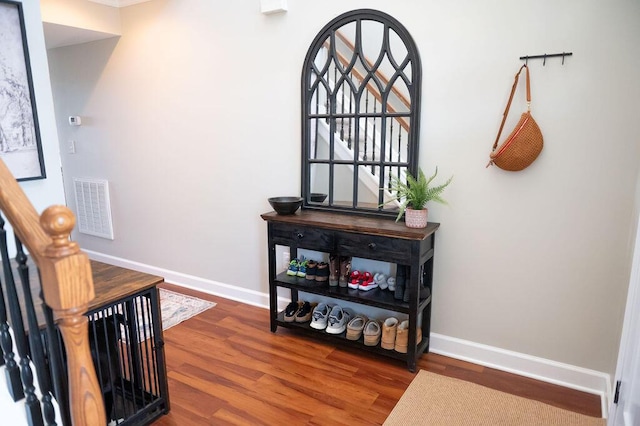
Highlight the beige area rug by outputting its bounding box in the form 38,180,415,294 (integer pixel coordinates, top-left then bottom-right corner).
159,288,216,330
384,371,605,426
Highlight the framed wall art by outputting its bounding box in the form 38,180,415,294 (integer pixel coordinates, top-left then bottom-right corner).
0,0,45,181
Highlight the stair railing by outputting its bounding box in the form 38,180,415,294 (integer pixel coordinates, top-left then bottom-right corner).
0,158,106,426
316,34,411,203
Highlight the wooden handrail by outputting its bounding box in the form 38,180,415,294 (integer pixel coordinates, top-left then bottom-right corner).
0,159,106,426
323,38,410,132
335,31,412,111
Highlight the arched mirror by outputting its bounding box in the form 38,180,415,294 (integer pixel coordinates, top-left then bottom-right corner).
301,9,422,217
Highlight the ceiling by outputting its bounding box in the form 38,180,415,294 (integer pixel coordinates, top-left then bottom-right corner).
43,21,119,49
88,0,152,7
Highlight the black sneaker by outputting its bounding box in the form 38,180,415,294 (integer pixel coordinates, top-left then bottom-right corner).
306,260,318,280
284,301,301,322
295,301,316,322
315,262,329,282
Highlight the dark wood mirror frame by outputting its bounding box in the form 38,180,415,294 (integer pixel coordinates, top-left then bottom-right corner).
301,9,422,218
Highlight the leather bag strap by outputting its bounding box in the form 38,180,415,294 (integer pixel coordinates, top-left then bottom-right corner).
492,64,531,151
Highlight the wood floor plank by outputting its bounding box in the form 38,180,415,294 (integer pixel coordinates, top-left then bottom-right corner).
170,367,312,424
152,283,603,425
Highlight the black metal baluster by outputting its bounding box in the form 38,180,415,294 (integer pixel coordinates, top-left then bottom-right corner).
397,123,402,162
0,222,21,401
398,124,403,187
372,102,378,171
347,77,353,151
0,215,43,425
389,118,394,166
41,291,70,426
314,84,320,159
15,238,57,425
329,66,335,125
363,91,369,165
340,79,346,144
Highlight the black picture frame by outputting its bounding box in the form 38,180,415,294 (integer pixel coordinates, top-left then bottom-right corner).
0,0,46,181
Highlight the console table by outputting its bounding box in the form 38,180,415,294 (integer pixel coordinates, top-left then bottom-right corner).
261,210,439,372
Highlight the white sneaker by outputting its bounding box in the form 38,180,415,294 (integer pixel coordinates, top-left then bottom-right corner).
310,303,332,330
387,277,396,291
325,305,352,334
375,273,388,290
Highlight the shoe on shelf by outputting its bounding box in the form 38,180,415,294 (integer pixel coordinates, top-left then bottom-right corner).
284,301,302,322
325,306,353,334
297,259,308,278
305,260,318,280
310,303,332,330
363,319,381,346
348,270,361,289
339,256,352,288
420,286,431,300
315,262,329,282
358,272,377,291
394,266,406,300
386,277,396,292
394,320,423,353
329,254,340,287
381,317,399,350
286,259,299,276
374,273,388,290
404,283,431,302
295,301,317,323
346,314,368,340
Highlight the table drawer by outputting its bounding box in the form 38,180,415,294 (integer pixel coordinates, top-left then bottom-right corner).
270,224,334,252
337,232,412,264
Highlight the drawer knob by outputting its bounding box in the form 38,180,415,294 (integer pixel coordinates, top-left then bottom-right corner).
296,232,304,239
368,242,377,250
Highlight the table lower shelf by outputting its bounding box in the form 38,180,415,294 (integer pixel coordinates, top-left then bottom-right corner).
273,311,429,370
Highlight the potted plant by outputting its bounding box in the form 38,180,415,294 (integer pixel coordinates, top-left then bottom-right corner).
383,167,453,228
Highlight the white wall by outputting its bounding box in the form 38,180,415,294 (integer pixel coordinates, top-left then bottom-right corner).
2,0,65,226
0,0,66,418
46,0,640,380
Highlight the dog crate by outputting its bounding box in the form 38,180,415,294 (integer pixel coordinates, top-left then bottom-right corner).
55,287,170,425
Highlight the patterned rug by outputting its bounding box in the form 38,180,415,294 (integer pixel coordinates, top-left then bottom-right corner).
159,288,216,330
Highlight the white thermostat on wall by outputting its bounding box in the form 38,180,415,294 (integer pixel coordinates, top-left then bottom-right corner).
68,116,82,126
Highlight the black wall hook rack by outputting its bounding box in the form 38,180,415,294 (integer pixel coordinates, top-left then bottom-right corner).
520,52,573,65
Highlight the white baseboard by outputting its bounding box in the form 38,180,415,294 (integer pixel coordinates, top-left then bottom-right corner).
430,333,611,418
85,250,274,309
85,251,611,417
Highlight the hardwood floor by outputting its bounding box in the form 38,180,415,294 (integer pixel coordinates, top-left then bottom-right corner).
153,283,602,425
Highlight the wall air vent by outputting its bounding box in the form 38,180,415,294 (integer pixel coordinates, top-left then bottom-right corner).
73,178,114,240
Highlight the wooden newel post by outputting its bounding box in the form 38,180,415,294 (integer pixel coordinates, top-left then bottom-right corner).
39,206,106,426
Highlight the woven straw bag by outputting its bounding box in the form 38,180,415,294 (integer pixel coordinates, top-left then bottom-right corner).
487,64,543,171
